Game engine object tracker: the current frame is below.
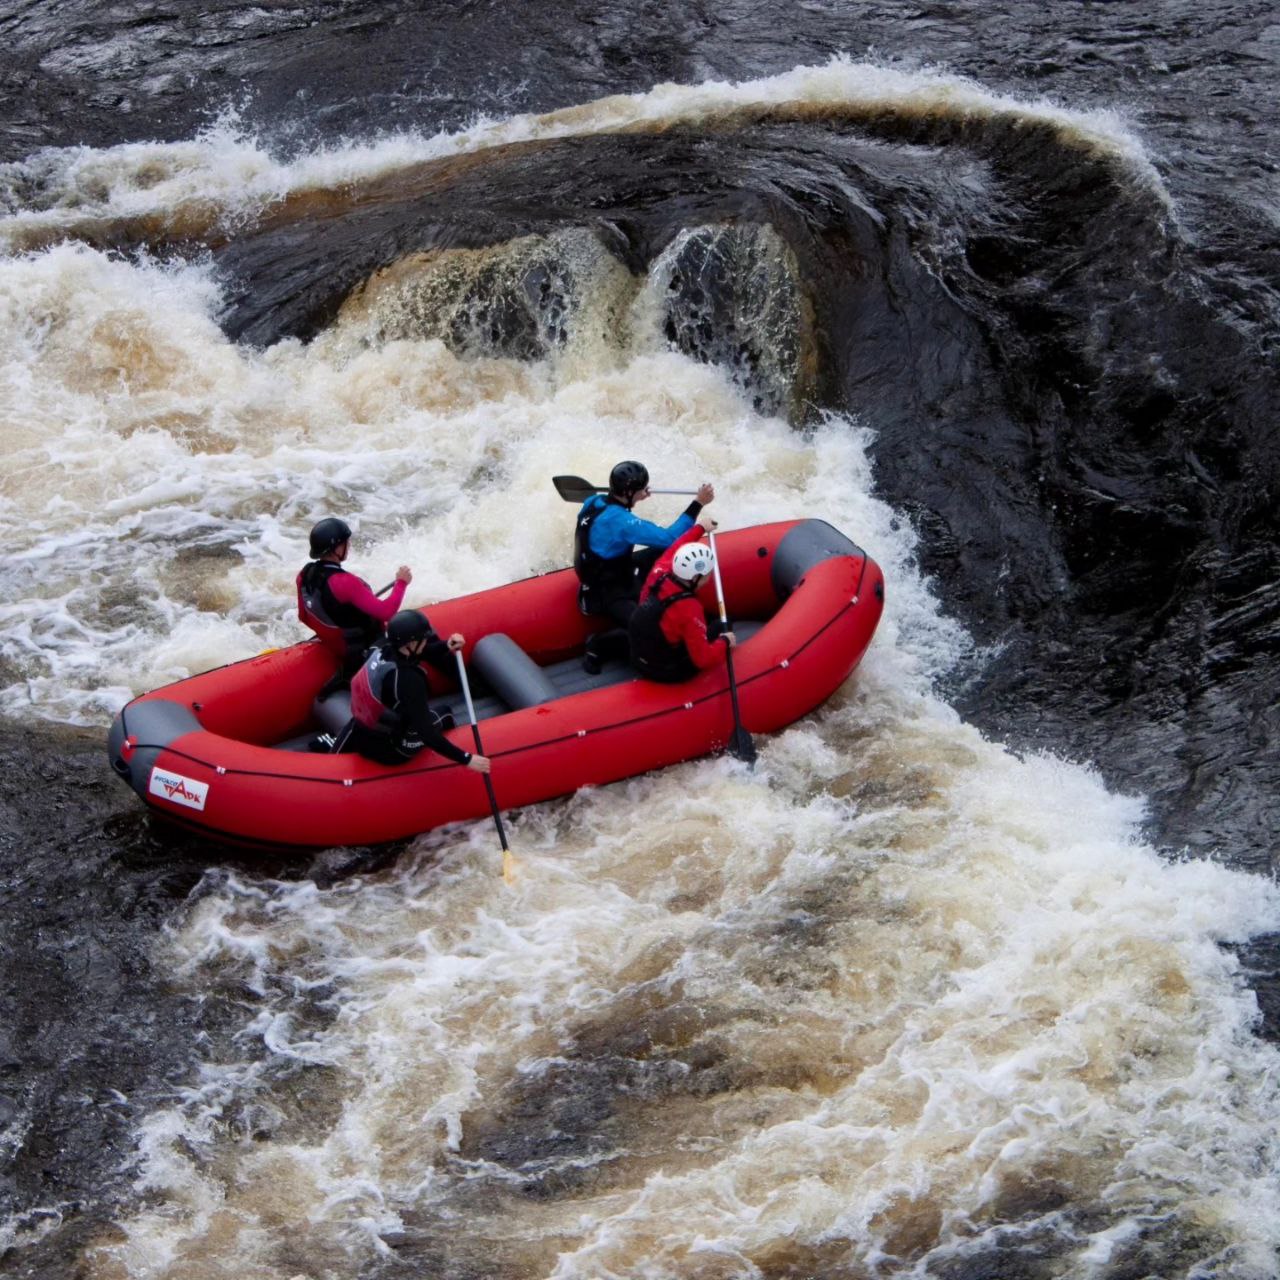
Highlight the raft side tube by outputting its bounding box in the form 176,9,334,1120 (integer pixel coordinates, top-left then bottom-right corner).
108,699,204,798
772,520,865,601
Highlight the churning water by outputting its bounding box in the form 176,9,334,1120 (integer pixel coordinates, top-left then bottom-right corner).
2,35,1278,1280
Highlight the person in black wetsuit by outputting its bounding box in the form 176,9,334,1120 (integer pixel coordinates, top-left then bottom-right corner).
331,610,491,772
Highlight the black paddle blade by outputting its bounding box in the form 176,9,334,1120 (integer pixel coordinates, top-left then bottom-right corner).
728,725,758,765
552,474,604,503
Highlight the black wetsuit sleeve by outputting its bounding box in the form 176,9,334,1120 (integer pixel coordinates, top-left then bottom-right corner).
683,500,703,520
420,615,455,676
399,666,472,765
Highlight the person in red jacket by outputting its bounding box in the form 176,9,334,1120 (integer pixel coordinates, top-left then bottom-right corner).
628,526,736,682
297,517,412,696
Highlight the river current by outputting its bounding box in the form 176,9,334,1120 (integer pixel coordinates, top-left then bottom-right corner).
1,5,1278,1279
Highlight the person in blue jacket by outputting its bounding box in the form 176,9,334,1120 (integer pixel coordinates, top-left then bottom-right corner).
574,460,714,672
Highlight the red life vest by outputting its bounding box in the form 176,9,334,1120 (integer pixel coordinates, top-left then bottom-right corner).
349,648,402,733
296,561,381,657
629,573,701,682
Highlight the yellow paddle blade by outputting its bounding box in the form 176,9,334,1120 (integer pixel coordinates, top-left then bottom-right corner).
502,848,521,885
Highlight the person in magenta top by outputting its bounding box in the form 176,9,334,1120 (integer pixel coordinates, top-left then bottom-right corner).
629,524,736,682
296,517,412,694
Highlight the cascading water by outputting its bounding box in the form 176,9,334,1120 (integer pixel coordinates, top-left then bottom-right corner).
2,36,1278,1280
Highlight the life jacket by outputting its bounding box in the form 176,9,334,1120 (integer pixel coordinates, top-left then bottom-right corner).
296,561,382,657
348,648,403,735
629,574,701,683
574,495,637,615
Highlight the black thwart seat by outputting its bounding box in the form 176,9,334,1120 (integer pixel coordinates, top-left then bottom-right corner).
469,633,559,709
313,690,353,737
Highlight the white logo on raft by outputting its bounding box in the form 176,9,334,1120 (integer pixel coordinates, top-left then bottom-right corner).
148,767,210,811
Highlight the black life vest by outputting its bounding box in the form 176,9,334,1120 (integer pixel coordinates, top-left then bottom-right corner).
629,574,701,683
296,561,382,657
574,495,638,615
349,648,405,735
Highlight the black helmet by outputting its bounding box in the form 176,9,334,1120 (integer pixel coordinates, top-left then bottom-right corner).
309,517,351,558
387,610,431,648
609,460,649,499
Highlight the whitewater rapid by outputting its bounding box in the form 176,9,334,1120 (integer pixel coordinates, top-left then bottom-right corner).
0,55,1165,257
1,59,1277,1280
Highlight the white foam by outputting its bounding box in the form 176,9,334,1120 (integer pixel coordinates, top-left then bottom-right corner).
0,233,966,722
0,73,1271,1280
88,718,1280,1279
0,55,1164,252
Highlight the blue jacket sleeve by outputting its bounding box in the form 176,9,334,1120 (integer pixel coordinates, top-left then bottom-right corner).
619,509,696,550
591,505,697,556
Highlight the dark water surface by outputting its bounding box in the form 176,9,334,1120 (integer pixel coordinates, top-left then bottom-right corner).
2,2,1279,1277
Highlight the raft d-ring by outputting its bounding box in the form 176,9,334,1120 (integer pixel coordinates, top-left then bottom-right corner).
684,702,694,710
780,659,790,669
577,729,587,738
215,766,226,775
343,779,353,787
852,596,859,605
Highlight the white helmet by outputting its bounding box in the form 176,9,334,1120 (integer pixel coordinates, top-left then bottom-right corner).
671,541,715,583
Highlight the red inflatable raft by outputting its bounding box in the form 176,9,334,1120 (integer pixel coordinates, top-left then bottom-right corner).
107,519,884,850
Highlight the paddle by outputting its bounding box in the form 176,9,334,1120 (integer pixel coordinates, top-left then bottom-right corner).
552,474,698,504
707,529,757,765
453,649,519,884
